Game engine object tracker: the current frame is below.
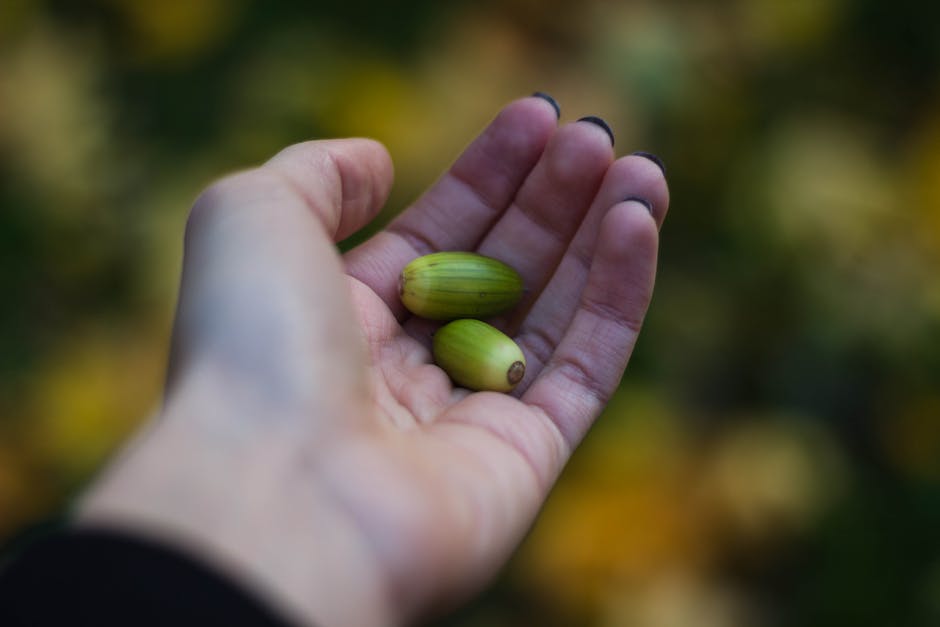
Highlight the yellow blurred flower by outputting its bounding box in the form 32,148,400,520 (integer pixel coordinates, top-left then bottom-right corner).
513,387,708,614
512,394,847,621
24,324,164,487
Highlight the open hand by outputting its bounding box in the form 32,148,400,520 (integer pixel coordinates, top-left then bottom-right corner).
81,95,669,626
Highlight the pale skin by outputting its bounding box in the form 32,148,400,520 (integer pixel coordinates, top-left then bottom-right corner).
79,96,670,626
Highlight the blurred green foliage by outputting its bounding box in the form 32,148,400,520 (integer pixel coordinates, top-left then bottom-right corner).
2,0,940,625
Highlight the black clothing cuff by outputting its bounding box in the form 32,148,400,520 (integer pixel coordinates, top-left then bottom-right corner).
0,528,294,626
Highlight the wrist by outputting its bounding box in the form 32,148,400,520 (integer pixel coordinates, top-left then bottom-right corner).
78,365,396,627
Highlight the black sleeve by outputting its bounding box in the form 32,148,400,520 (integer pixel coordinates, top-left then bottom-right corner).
0,528,296,626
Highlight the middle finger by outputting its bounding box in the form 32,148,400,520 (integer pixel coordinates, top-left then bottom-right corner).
474,118,615,328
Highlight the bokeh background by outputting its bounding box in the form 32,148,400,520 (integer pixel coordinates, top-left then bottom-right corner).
2,0,940,625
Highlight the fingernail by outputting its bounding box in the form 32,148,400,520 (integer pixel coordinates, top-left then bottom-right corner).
631,151,666,175
532,92,560,119
624,195,653,216
577,116,614,146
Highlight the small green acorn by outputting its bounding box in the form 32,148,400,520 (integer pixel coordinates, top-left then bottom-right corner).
399,252,523,320
432,319,526,392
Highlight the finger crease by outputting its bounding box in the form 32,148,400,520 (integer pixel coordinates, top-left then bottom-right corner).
526,404,573,474
448,167,507,220
517,325,558,372
513,201,575,249
456,415,551,492
385,223,438,258
567,240,595,276
580,294,645,337
552,353,608,409
270,166,341,237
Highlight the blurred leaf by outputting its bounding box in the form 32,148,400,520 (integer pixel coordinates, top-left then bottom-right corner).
698,413,848,546
880,396,940,483
734,0,845,55
0,23,113,212
101,0,243,65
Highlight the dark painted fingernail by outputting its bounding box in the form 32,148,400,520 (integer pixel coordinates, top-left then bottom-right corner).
624,195,654,216
577,116,614,146
631,151,666,174
532,92,560,119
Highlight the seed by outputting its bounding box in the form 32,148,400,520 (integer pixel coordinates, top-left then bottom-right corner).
399,252,523,320
432,319,526,392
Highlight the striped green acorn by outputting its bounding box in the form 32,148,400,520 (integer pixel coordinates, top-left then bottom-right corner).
399,252,523,320
432,319,526,392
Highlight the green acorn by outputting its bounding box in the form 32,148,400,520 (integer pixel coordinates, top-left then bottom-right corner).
432,319,526,392
399,252,523,320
